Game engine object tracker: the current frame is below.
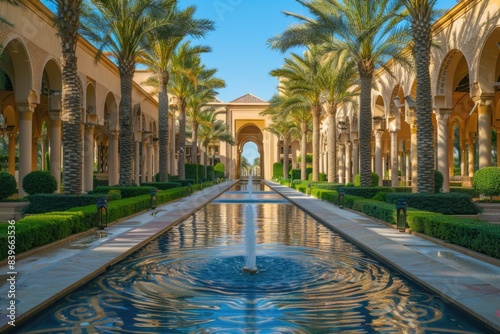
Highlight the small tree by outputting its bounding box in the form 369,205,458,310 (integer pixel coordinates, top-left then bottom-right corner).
473,167,500,199
0,172,17,200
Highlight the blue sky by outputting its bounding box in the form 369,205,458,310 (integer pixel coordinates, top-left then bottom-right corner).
181,0,459,103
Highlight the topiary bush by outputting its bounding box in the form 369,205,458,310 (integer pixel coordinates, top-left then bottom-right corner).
354,172,379,187
434,170,444,193
214,163,225,178
273,162,284,179
473,167,500,198
0,172,17,200
22,171,57,195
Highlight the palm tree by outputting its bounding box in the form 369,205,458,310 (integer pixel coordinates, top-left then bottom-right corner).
81,0,175,185
169,41,211,179
261,94,299,179
269,0,410,186
198,109,235,179
269,47,324,181
400,0,444,193
186,67,225,165
138,5,214,182
319,51,358,183
50,0,85,194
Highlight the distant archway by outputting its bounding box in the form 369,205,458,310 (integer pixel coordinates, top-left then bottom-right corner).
236,122,264,179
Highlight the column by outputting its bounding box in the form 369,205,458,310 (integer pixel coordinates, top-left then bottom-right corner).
477,96,492,169
83,124,94,192
345,141,352,184
374,131,383,186
468,135,476,178
141,141,148,184
390,131,398,187
148,142,154,182
409,122,417,192
497,128,500,167
109,131,119,185
135,141,140,185
17,105,35,196
460,144,466,176
405,151,411,186
8,132,16,176
352,139,359,177
49,111,62,192
338,143,345,184
436,109,451,192
31,137,38,171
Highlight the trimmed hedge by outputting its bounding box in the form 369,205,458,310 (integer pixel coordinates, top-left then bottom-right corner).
23,193,105,214
450,187,479,198
22,171,57,195
339,186,395,199
140,182,182,190
273,162,284,179
0,172,17,200
0,187,190,260
309,188,499,258
473,167,500,197
385,193,480,215
91,186,155,199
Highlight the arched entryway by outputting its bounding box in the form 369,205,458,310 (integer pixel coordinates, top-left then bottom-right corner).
236,123,264,179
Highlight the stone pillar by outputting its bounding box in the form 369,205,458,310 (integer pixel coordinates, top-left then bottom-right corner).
460,144,466,176
410,122,418,193
405,151,411,186
135,141,140,185
49,111,62,192
141,141,148,184
477,96,493,169
390,131,398,187
83,124,94,192
31,137,38,171
148,142,154,182
18,105,34,195
374,131,383,186
436,109,451,192
352,139,359,178
338,143,345,184
109,131,119,186
8,132,16,176
345,141,352,184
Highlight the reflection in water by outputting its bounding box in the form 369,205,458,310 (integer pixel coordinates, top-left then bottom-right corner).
19,196,485,333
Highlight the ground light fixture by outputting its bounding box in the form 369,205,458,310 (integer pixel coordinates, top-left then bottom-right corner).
150,188,157,210
396,199,408,232
96,197,108,229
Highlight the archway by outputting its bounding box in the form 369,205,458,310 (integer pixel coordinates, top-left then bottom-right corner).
241,141,261,178
236,123,264,179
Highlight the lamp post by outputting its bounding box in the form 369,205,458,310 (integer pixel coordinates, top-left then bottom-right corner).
150,188,157,210
338,191,345,209
96,197,108,229
396,199,408,232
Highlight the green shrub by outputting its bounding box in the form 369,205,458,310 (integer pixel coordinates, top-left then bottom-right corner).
473,167,500,198
214,163,225,178
372,191,387,202
434,170,444,193
0,172,17,200
354,173,379,187
273,162,284,179
140,182,182,190
339,186,394,199
23,193,104,214
450,187,479,198
91,186,155,199
385,192,480,215
22,171,57,195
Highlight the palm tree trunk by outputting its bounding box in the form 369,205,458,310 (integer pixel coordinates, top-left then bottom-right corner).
178,98,186,180
312,106,321,181
158,71,169,182
191,120,198,164
59,0,83,194
118,68,134,185
283,134,290,179
327,104,337,183
359,71,373,187
301,121,307,180
413,19,435,193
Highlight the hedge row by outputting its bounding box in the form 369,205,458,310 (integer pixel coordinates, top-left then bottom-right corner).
0,187,190,260
23,193,105,214
385,193,480,215
309,188,499,259
140,182,182,190
91,186,155,198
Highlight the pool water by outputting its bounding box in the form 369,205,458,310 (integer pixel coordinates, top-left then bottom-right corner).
18,185,486,333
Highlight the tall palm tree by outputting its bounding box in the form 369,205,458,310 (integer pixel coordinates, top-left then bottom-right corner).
319,51,358,183
269,0,410,186
400,0,444,193
269,47,324,181
81,0,175,185
37,0,87,194
261,94,299,179
169,41,211,179
198,109,235,179
186,67,225,164
138,4,214,182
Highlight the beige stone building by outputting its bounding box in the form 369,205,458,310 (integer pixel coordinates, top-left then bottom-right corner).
0,0,499,194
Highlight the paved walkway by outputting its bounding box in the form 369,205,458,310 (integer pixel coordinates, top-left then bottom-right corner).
1,180,499,333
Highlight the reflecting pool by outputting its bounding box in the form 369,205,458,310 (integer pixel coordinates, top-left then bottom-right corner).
18,183,486,333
